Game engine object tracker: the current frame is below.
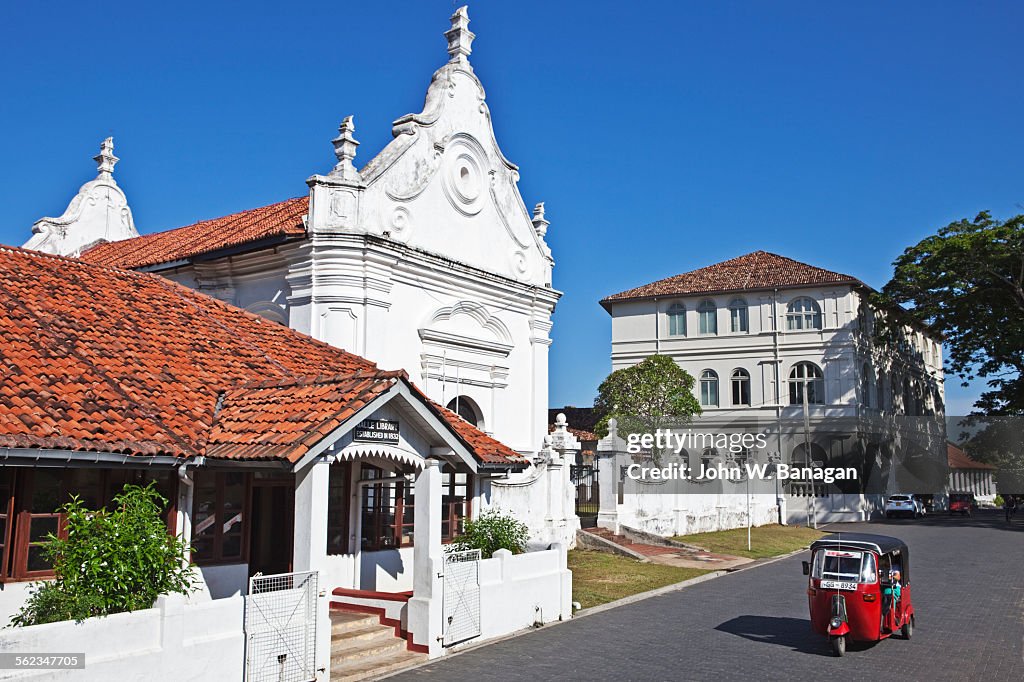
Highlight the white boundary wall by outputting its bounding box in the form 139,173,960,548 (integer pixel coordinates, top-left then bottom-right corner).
0,594,243,681
456,545,572,651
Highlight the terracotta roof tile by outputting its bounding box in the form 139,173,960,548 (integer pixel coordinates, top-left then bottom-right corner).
80,196,308,269
602,251,862,304
947,442,995,470
0,246,522,466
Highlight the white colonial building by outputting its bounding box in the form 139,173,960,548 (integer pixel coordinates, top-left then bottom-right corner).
6,7,576,676
598,250,948,533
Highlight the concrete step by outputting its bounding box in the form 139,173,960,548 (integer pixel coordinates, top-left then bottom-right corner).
332,623,396,646
331,634,406,665
330,648,426,681
330,611,381,635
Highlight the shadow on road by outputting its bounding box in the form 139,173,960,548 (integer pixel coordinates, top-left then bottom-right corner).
714,616,835,656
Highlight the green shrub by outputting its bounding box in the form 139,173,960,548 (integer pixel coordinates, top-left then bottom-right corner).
10,483,196,627
449,510,529,558
993,494,1005,507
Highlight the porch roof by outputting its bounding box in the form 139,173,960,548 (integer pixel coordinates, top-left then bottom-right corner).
0,246,524,468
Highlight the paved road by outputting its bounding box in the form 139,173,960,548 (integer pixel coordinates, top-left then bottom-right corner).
394,511,1023,681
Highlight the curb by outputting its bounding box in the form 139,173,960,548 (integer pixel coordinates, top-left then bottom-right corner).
572,569,727,619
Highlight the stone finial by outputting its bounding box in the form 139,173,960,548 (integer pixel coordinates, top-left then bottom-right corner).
555,412,567,428
532,202,550,238
445,6,475,63
331,115,361,181
94,137,118,180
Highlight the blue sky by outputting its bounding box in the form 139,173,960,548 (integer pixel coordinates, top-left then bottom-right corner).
2,1,1021,415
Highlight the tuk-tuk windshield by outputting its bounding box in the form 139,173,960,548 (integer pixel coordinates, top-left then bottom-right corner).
812,548,877,583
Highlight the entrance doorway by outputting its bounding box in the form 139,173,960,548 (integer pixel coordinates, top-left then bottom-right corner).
248,477,294,577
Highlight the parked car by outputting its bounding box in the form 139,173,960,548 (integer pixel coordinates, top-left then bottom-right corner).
949,493,976,516
885,494,919,519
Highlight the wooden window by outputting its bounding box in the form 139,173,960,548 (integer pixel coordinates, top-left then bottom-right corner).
700,370,719,407
359,467,473,551
191,471,249,565
0,470,14,582
729,299,748,333
441,472,472,542
698,300,718,335
786,297,822,331
667,303,686,337
13,469,64,580
327,463,351,555
0,468,178,582
731,368,751,406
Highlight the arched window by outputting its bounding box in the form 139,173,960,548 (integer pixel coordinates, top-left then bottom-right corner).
876,370,887,411
789,362,824,405
729,299,748,333
667,303,686,337
698,300,717,335
731,368,751,406
861,364,873,409
700,370,719,407
786,297,822,331
447,396,483,428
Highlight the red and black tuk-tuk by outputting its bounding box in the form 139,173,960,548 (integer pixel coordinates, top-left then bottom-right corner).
802,533,915,657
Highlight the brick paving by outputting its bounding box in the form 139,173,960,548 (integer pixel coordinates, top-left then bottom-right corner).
393,512,1024,681
586,527,752,569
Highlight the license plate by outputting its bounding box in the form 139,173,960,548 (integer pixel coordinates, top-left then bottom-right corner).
820,580,857,591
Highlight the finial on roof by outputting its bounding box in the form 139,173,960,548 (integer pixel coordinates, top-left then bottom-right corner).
331,115,361,181
445,5,475,63
532,202,549,238
94,137,118,180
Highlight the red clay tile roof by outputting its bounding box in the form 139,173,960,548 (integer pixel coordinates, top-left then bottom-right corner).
80,196,308,269
947,442,995,470
429,400,528,466
206,371,403,462
602,251,862,304
0,246,522,466
547,424,597,442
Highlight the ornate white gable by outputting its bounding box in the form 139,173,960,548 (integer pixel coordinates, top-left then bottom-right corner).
23,138,139,257
306,6,553,286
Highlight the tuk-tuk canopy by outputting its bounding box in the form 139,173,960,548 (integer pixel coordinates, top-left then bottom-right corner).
810,533,910,581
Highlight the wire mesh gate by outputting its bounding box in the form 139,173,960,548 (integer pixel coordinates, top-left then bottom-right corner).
244,571,319,682
442,549,482,646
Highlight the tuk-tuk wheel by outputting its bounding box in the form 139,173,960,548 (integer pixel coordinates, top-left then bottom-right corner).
901,615,914,639
830,635,846,657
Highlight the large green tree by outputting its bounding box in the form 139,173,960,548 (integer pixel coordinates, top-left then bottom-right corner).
880,212,1024,415
593,355,702,451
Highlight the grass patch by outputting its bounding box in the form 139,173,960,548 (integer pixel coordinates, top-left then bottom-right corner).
672,524,824,560
568,550,709,609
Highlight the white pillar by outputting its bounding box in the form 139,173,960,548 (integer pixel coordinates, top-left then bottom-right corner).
408,459,444,657
293,456,331,681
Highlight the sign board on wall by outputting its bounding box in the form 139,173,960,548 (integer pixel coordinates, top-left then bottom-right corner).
353,419,400,444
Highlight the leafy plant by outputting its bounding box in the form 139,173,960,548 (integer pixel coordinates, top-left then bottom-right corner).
877,211,1024,415
449,510,529,558
10,483,196,627
593,354,702,458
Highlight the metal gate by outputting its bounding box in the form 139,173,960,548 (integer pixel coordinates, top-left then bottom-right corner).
244,571,319,682
571,464,599,528
442,549,481,646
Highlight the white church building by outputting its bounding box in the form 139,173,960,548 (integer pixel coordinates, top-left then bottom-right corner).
598,250,948,534
3,7,577,677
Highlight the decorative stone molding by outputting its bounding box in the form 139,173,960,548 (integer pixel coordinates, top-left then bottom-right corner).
24,137,139,257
